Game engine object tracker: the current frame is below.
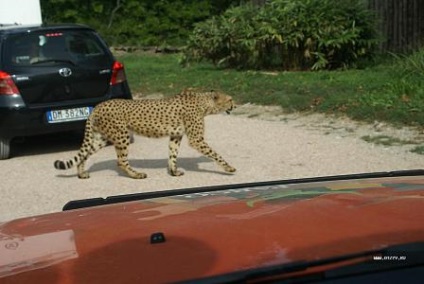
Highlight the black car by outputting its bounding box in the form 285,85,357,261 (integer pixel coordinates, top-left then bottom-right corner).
0,24,132,159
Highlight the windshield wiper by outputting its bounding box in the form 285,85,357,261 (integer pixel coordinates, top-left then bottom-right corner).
31,58,76,66
179,242,424,284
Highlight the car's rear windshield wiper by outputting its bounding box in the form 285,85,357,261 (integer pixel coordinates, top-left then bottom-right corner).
31,58,76,66
180,242,424,284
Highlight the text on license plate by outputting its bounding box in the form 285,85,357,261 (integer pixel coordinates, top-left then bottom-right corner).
47,107,93,123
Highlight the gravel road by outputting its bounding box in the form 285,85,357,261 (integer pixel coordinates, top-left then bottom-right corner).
1,104,423,222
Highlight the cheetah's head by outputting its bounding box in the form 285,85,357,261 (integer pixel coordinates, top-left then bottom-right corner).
207,91,235,115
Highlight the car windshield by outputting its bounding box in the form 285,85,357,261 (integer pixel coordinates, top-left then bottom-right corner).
3,30,108,67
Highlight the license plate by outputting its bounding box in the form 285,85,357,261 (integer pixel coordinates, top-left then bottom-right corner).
46,107,93,123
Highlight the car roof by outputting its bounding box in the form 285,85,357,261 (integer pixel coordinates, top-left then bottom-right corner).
0,23,95,35
1,172,424,282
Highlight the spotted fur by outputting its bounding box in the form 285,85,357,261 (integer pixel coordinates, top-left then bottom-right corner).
54,89,236,179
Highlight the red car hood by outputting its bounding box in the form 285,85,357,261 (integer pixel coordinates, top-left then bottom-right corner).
1,174,424,283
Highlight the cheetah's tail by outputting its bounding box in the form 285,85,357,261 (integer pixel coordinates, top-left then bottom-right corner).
54,117,93,170
54,156,81,170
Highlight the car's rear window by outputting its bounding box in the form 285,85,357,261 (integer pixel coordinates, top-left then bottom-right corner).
3,30,110,67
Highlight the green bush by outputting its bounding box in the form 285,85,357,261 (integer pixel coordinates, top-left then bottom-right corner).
183,0,379,70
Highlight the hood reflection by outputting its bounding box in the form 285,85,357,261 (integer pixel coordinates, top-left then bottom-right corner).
0,230,78,278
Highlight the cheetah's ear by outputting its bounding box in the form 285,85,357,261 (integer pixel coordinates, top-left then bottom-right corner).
210,89,219,100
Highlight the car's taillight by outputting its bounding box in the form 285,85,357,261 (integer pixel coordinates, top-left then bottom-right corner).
0,71,19,95
110,61,126,85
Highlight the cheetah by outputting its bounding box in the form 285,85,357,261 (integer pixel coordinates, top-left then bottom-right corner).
54,89,236,179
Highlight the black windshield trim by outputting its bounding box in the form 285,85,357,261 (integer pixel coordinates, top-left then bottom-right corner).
62,169,424,211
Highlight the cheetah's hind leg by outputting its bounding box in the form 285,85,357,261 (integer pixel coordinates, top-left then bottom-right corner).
114,131,147,179
76,131,109,179
54,119,109,179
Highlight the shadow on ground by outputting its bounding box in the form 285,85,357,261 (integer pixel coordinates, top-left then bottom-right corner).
10,131,83,158
55,156,234,178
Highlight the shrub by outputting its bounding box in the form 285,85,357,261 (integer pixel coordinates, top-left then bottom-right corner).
183,0,379,70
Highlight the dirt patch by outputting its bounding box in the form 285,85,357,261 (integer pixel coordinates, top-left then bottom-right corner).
232,103,424,154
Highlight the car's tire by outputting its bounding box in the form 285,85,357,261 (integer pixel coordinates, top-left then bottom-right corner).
0,138,11,160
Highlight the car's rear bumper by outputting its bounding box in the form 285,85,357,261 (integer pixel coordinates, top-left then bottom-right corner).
0,106,88,139
0,83,132,140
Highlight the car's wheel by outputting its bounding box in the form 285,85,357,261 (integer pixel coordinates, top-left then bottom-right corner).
0,138,11,160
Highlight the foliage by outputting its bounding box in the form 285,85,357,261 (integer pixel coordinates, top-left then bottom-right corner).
40,0,240,46
183,0,379,70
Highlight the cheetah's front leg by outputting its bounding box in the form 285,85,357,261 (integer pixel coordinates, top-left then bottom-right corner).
188,137,236,173
168,135,184,176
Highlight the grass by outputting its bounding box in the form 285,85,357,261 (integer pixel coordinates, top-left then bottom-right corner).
361,135,424,155
411,146,424,155
118,51,424,127
361,135,419,147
